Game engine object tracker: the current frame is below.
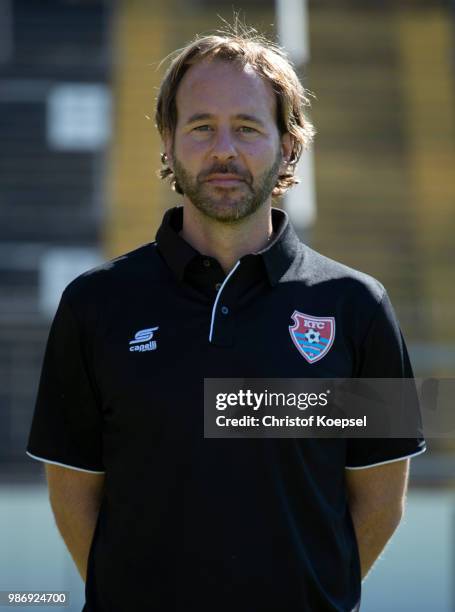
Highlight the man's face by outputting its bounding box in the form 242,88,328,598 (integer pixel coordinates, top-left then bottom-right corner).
166,59,291,223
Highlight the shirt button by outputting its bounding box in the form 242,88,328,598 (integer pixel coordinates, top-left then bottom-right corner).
203,259,211,268
221,306,229,315
215,283,222,291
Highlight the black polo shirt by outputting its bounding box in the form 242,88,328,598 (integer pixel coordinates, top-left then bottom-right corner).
27,206,425,612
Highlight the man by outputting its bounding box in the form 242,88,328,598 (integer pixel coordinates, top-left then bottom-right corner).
27,28,425,611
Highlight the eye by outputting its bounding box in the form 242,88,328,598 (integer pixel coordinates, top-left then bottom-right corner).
238,126,258,134
193,125,213,132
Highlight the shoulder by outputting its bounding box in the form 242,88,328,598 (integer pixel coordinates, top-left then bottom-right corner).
60,242,163,319
299,244,387,309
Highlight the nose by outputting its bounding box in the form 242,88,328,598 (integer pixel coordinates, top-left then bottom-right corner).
211,127,237,162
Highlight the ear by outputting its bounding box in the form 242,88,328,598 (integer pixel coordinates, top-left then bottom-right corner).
162,130,174,171
280,132,294,168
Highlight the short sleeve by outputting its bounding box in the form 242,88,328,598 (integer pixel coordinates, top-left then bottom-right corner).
345,289,426,469
27,294,105,473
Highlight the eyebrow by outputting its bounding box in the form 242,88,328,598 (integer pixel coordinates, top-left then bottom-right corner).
185,113,266,127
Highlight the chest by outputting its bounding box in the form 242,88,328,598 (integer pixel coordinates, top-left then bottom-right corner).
92,286,354,413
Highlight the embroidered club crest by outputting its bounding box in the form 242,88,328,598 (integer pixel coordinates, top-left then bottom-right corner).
289,311,336,364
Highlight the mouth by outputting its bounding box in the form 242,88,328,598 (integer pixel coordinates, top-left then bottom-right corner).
204,174,246,187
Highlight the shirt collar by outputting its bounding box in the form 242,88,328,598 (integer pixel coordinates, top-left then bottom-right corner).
155,205,302,286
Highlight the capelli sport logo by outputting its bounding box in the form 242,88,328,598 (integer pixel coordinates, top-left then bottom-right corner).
129,327,159,352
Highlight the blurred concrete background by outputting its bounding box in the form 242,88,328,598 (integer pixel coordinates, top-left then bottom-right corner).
0,0,454,610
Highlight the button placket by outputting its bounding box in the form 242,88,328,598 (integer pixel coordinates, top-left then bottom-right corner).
208,260,240,344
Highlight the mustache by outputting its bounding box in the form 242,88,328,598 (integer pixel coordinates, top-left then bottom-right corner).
198,164,252,183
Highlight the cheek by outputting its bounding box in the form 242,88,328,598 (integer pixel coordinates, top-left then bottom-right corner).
243,141,280,170
175,134,208,162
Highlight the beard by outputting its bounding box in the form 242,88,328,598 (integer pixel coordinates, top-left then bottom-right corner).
173,151,282,223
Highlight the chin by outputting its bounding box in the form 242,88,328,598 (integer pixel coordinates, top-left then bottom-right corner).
198,199,260,223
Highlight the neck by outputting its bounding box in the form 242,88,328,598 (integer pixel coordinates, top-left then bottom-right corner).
180,199,274,274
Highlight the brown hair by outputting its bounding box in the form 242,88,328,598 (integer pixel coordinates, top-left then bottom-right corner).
155,25,316,196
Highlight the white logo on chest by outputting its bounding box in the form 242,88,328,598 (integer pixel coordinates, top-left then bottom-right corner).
129,327,159,352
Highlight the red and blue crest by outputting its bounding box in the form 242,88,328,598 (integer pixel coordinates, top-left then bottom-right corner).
289,311,336,364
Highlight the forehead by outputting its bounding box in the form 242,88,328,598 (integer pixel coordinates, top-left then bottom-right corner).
175,59,277,124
